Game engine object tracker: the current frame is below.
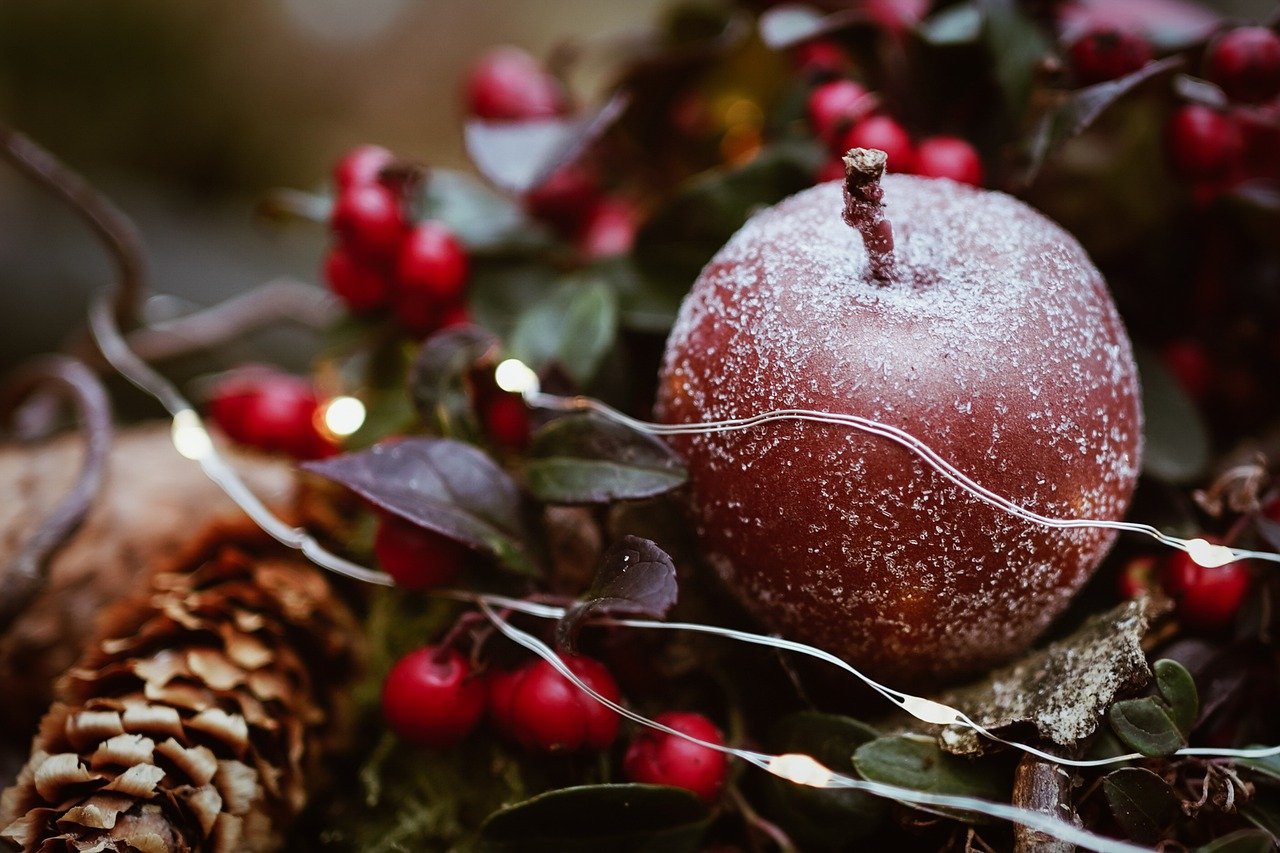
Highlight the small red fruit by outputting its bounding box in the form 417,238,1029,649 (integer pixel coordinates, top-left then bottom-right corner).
1160,339,1211,400
838,116,915,173
323,244,391,314
208,371,335,460
482,391,531,450
1068,28,1152,85
466,46,566,121
912,136,984,186
1166,104,1244,181
490,655,621,751
374,514,467,590
394,222,469,336
525,164,600,234
382,646,486,747
624,712,728,803
331,184,406,262
792,39,851,78
1162,548,1251,631
807,79,872,143
1205,26,1280,104
333,144,395,190
575,198,637,259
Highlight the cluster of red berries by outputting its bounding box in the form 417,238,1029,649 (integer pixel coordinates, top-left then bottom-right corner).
464,46,638,259
804,76,983,186
324,145,470,337
381,645,728,801
207,369,336,460
1119,544,1252,632
1166,26,1280,192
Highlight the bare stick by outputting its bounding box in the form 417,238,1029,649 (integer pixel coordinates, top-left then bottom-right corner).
1012,755,1079,853
842,147,896,284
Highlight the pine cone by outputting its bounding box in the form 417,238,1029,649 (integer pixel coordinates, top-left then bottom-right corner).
0,521,360,852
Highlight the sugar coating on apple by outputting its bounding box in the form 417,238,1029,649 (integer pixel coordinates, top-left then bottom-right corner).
656,154,1142,682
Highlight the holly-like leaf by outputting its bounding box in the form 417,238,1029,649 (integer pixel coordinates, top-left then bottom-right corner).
509,277,619,386
465,94,629,194
762,713,887,847
1102,767,1179,843
852,736,1010,822
1109,697,1186,757
303,437,536,575
1154,658,1199,736
1198,830,1278,852
1136,347,1210,483
409,325,502,441
556,536,677,648
524,414,687,505
478,784,710,852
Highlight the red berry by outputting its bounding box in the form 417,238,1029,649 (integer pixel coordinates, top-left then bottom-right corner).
912,136,984,186
1162,548,1251,631
624,712,728,803
1165,104,1244,181
792,40,851,78
575,198,637,259
333,144,394,190
1068,28,1152,85
807,79,872,144
1205,26,1280,104
394,222,469,337
373,514,467,590
440,302,472,329
1117,554,1158,600
838,115,916,173
1160,339,1211,400
323,244,391,314
466,46,565,121
208,371,335,460
381,646,486,747
525,163,600,233
482,392,531,450
331,184,406,262
490,655,621,752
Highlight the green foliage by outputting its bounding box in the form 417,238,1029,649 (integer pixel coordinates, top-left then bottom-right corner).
852,736,1011,823
1136,348,1211,483
1153,659,1198,736
1108,697,1186,757
509,277,619,386
523,414,687,505
1102,767,1180,843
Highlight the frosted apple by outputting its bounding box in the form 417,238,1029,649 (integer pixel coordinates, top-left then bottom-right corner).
656,149,1142,682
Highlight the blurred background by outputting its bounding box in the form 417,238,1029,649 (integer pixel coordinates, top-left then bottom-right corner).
0,0,665,368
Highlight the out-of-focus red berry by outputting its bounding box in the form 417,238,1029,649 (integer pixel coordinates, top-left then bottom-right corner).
1160,339,1211,401
1117,554,1159,600
838,115,916,173
1069,28,1152,85
1162,547,1251,632
331,184,406,262
333,144,395,190
208,371,336,460
465,46,566,121
394,222,469,337
1165,104,1244,181
1205,26,1280,105
576,198,637,259
382,647,486,747
482,392,531,450
373,514,468,590
791,40,851,78
912,136,984,186
323,244,391,314
807,79,873,143
525,163,600,234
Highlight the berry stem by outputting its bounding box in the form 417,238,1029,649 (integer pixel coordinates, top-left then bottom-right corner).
841,147,896,284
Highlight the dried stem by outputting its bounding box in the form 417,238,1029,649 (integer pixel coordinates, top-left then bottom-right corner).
0,356,113,635
841,147,896,284
1012,754,1079,853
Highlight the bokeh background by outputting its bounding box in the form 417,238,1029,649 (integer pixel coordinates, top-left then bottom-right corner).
0,0,664,368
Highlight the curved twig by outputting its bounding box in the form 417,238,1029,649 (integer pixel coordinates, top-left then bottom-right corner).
0,125,147,332
0,356,114,634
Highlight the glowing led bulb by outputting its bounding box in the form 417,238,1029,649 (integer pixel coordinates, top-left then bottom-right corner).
768,753,835,788
495,358,540,398
1185,537,1237,569
900,696,964,726
322,395,366,437
171,409,213,461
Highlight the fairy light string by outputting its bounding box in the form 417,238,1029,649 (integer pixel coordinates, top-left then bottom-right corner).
87,299,1280,851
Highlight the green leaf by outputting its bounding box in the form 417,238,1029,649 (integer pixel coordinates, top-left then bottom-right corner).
510,278,619,386
469,256,562,340
1198,830,1278,853
852,736,1009,822
762,712,887,847
1154,659,1199,736
415,168,545,252
1239,748,1280,785
1108,697,1186,757
409,325,502,442
478,784,710,852
1242,789,1280,840
594,257,686,334
979,0,1051,120
1102,767,1179,844
1136,347,1210,483
917,1,982,45
524,413,687,505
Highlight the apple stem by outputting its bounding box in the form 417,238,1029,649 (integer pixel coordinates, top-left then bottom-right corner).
842,148,896,284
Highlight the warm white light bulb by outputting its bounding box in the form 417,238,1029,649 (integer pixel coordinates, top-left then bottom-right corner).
494,358,539,397
172,409,213,461
322,395,366,437
1185,537,1237,568
767,753,835,788
901,696,964,726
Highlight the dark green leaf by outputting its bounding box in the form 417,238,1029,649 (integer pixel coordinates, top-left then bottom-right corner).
1108,697,1186,757
409,325,502,441
478,784,710,852
917,1,982,45
1154,658,1199,735
557,535,678,647
414,168,546,252
853,736,1009,822
594,257,686,334
979,0,1051,120
1136,347,1210,483
302,437,537,575
1240,748,1280,785
524,413,686,505
469,256,562,340
1102,767,1179,843
510,277,619,386
1242,790,1280,840
762,712,886,847
1197,830,1278,853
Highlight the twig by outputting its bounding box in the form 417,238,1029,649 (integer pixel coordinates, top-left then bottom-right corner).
729,785,798,853
1012,754,1079,853
0,356,113,634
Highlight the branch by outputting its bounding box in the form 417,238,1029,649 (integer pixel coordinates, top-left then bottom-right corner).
1012,754,1079,853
